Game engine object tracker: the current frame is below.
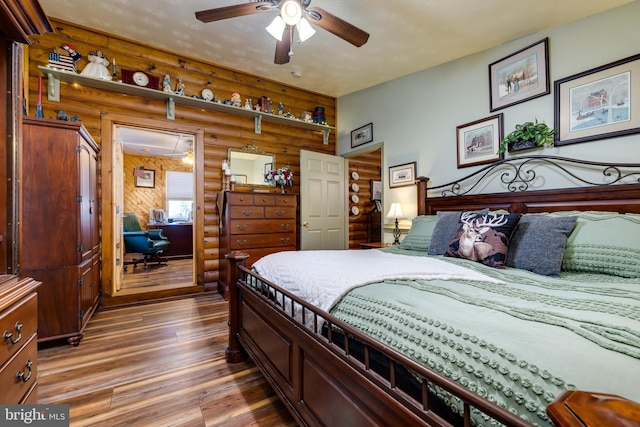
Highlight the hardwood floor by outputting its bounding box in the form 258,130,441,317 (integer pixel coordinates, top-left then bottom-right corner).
37,293,298,427
103,258,204,307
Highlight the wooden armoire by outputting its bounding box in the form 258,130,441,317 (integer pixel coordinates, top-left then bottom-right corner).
21,117,100,346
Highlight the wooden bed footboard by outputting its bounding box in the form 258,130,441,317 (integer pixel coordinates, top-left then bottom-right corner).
225,253,533,427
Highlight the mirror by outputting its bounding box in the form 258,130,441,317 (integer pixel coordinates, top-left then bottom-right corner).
228,144,275,187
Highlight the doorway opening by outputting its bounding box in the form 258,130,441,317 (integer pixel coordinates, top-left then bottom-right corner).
100,113,205,305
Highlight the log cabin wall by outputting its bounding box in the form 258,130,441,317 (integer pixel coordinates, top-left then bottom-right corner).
123,154,192,227
348,148,382,248
26,19,336,294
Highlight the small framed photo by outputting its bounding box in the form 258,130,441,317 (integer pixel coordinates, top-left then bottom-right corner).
389,162,416,188
456,114,503,168
370,179,382,200
351,123,373,148
489,38,550,112
554,53,640,146
135,169,155,188
374,200,382,212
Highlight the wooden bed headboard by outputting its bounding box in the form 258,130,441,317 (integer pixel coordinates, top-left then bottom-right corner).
417,155,640,215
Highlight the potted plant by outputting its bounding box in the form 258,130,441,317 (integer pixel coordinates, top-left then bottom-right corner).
498,119,555,153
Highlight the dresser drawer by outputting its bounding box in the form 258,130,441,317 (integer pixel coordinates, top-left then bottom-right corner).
229,205,265,219
265,206,296,219
253,194,276,205
1,292,38,363
230,219,296,235
230,233,295,250
227,193,255,205
275,195,296,207
0,333,38,404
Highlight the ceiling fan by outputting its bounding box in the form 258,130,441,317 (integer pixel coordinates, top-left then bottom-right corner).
195,0,369,64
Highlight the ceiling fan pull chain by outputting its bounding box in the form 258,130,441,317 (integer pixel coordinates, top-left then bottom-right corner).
289,26,294,57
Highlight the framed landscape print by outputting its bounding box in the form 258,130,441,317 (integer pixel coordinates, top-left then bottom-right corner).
389,162,416,188
351,123,373,148
554,53,640,146
489,38,550,112
456,114,503,168
135,168,155,188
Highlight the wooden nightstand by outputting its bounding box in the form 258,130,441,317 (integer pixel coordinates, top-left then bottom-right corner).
360,242,389,249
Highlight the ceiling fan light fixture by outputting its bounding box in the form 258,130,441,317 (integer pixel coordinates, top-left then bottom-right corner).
280,0,302,26
297,17,315,42
182,152,194,165
266,15,286,41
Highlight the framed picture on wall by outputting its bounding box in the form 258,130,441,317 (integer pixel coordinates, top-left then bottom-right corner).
370,179,382,200
554,53,640,146
456,114,503,168
389,162,416,188
489,38,550,112
351,123,373,148
135,168,155,188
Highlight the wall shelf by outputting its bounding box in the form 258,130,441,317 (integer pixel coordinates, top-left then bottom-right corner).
39,66,333,144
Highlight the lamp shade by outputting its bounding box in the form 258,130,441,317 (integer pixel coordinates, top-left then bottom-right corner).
297,17,316,42
385,203,406,220
266,15,286,41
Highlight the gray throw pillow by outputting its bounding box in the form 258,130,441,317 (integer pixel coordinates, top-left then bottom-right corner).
399,215,439,251
428,209,488,255
506,214,577,277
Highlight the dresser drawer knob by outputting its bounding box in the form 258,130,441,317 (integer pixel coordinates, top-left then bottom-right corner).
280,237,290,243
16,360,33,383
3,321,22,345
241,210,253,216
235,239,248,246
235,224,248,231
276,210,285,216
280,224,290,229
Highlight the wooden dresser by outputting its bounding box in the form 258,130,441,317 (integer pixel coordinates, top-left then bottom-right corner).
0,275,41,403
218,191,297,299
21,117,101,346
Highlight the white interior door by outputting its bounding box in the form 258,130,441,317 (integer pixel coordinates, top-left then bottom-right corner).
300,150,346,250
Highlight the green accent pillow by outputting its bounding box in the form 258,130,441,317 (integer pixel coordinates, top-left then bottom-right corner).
506,214,577,277
553,211,640,278
399,215,438,251
445,212,521,268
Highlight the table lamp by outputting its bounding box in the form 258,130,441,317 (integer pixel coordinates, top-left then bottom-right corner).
385,203,406,245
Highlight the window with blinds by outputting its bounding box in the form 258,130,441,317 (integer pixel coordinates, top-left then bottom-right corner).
166,171,193,221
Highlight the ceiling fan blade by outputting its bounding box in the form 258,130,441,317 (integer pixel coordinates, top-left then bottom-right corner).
307,7,369,47
274,26,292,64
196,1,273,23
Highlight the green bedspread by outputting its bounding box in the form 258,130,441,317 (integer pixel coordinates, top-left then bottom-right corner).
329,247,640,426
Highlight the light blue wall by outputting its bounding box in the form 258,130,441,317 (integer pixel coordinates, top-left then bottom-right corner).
338,1,640,223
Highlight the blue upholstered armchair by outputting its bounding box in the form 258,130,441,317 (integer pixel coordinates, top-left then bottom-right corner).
122,213,170,270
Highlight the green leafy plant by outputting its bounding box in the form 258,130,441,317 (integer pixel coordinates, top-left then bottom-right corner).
498,119,555,154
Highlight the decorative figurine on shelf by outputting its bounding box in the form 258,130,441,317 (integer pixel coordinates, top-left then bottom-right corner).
231,92,241,108
162,74,173,93
277,101,284,115
244,98,252,109
175,78,185,96
80,50,112,80
61,43,82,63
265,165,294,193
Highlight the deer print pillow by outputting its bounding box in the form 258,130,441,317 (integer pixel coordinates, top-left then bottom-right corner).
445,212,522,268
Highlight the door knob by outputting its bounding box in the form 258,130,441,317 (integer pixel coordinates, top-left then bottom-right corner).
303,222,309,227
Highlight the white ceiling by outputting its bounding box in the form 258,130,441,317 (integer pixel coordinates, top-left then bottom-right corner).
38,0,633,98
119,127,193,158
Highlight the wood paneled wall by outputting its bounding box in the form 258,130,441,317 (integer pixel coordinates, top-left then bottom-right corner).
26,19,336,293
123,154,192,227
348,148,382,248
